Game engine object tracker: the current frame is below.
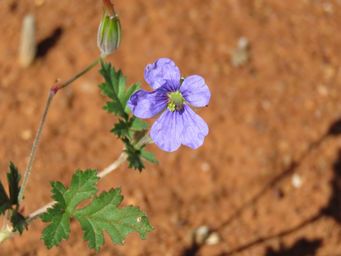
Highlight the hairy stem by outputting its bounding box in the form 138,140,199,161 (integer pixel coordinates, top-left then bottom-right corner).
18,58,100,203
18,91,54,203
56,59,100,91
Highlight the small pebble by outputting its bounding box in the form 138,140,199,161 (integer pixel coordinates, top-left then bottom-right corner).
19,14,36,67
205,232,221,245
291,173,303,188
231,37,250,67
193,226,210,245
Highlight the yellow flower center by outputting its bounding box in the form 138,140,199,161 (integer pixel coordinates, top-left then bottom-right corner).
167,91,184,112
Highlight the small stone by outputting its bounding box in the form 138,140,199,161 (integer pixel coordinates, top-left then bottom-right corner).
291,173,303,188
19,15,36,67
231,37,250,67
238,37,249,49
21,129,32,140
193,226,210,245
205,232,221,245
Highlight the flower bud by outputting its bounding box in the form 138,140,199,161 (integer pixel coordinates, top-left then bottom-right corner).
97,4,121,57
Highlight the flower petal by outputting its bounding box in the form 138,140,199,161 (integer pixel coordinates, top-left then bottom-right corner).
180,105,208,149
150,109,183,152
144,58,181,89
128,88,168,119
180,75,211,107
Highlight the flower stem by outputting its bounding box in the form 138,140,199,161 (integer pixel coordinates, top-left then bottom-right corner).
55,58,100,91
17,58,100,203
17,91,54,203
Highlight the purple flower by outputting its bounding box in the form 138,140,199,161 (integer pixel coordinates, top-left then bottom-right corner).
128,58,211,152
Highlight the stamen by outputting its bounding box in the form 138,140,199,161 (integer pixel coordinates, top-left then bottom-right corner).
167,91,184,112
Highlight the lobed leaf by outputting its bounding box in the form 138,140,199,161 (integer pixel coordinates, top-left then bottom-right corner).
99,63,127,118
41,170,153,250
41,170,98,248
123,139,144,171
64,170,99,212
41,209,70,249
99,62,141,119
75,188,153,251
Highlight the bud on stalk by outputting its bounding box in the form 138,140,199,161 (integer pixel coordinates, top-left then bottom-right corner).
97,0,121,57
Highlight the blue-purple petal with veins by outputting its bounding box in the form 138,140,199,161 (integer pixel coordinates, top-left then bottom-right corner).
180,75,211,107
180,105,209,149
128,87,168,119
144,58,181,89
150,109,184,152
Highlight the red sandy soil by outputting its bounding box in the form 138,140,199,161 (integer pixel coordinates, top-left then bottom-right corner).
1,0,341,255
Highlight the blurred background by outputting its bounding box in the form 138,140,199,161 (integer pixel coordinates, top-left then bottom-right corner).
1,0,341,255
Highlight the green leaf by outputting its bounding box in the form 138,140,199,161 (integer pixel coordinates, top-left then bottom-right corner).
0,162,21,215
131,118,148,131
10,211,27,234
117,70,126,102
123,83,140,113
111,119,132,138
41,170,152,250
100,84,126,117
141,150,158,164
41,170,98,248
0,182,10,215
7,162,21,206
41,207,70,249
74,188,153,251
99,63,127,118
111,117,148,140
99,62,141,119
64,170,99,212
123,139,144,171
